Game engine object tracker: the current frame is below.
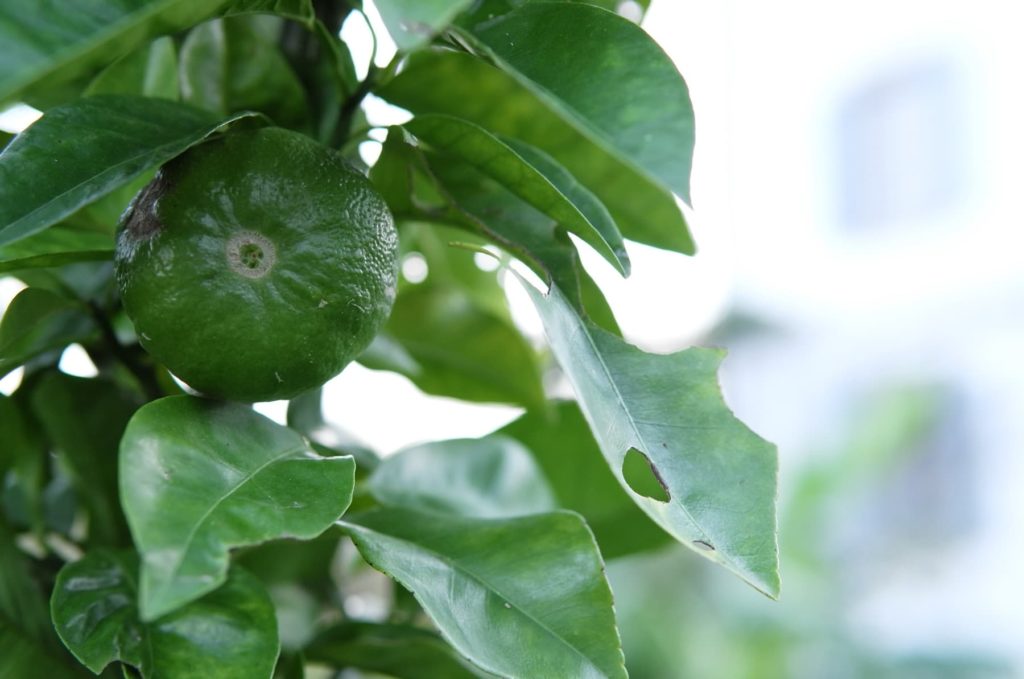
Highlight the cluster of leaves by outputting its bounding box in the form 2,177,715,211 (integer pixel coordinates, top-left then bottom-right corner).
0,1,779,677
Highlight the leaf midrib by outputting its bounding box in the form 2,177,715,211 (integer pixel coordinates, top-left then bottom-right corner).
558,287,719,548
151,442,308,604
450,23,681,206
0,116,236,247
345,519,611,678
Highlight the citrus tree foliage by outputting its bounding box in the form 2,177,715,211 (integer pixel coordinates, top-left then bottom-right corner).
0,1,778,677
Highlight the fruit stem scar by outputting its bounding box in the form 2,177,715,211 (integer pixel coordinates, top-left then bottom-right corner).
226,231,276,278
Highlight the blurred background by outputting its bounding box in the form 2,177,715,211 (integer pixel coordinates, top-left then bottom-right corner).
2,0,1021,676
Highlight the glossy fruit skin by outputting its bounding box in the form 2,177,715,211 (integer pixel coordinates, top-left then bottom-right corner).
115,127,398,402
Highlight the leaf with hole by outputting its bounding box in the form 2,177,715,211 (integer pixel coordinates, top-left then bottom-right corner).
341,507,627,679
119,396,356,620
500,401,671,559
524,281,780,597
51,550,279,678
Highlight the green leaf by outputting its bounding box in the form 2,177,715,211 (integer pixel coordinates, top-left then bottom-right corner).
0,0,229,103
342,508,626,679
369,436,557,518
0,393,47,533
419,150,601,320
374,0,476,51
179,16,310,130
119,396,356,620
0,617,89,678
227,0,314,22
237,531,341,592
380,50,692,254
457,2,694,204
525,281,780,597
274,652,306,679
31,373,138,546
0,95,258,247
399,222,511,320
374,131,608,326
51,550,279,678
84,36,179,99
406,114,629,275
500,401,671,559
460,0,651,23
0,522,50,644
370,283,544,407
0,224,113,275
306,622,487,678
0,287,96,378
0,249,113,275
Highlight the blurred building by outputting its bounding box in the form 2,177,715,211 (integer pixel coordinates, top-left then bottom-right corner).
616,0,1024,675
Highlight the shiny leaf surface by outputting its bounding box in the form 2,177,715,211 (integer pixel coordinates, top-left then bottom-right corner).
458,2,694,204
420,150,616,329
51,550,279,677
119,396,356,620
0,225,113,274
179,16,309,129
369,436,557,518
374,0,476,50
342,508,627,679
0,0,227,103
500,401,671,559
406,114,629,274
0,95,257,247
526,281,780,597
380,50,692,253
371,132,602,323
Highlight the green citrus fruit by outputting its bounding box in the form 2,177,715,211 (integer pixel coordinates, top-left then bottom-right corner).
115,127,398,402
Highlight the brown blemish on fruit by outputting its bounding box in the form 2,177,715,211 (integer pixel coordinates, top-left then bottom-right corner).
122,170,172,242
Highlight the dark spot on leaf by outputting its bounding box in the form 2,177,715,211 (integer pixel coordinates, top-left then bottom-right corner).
694,540,715,552
622,448,670,503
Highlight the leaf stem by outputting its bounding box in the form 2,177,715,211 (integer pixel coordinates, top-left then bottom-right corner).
87,302,161,401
